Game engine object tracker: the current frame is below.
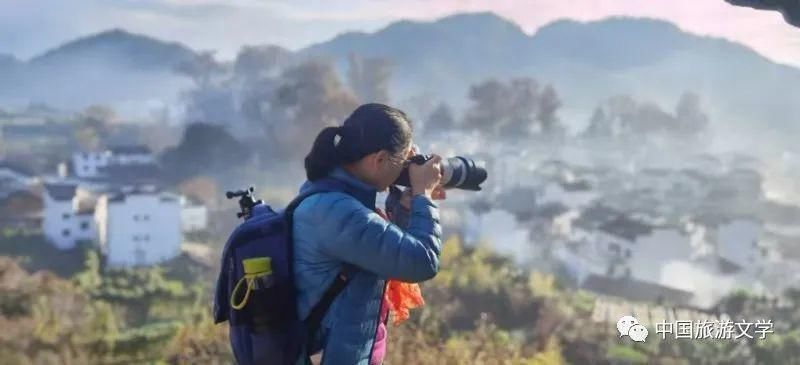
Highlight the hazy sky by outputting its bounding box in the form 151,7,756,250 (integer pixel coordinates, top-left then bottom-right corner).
1,0,798,67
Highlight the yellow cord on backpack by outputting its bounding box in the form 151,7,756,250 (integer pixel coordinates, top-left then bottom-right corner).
230,257,272,310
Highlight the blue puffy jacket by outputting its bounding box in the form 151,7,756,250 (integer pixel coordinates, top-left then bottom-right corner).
292,167,442,364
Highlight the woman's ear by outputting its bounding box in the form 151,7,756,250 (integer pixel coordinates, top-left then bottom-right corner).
374,150,390,164
357,150,383,172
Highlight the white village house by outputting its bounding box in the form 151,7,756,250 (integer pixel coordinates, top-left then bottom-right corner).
43,181,183,267
68,145,159,183
41,145,204,267
95,185,182,267
43,183,85,249
180,195,208,232
537,179,598,210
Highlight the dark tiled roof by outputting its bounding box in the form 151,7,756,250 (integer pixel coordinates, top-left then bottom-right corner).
574,204,621,229
183,194,204,206
1,123,72,138
43,183,77,201
598,216,653,241
717,257,743,274
108,193,126,203
582,275,693,306
106,184,162,203
108,145,151,155
97,163,161,184
160,195,177,202
0,161,34,177
534,202,569,219
692,214,730,228
560,179,592,192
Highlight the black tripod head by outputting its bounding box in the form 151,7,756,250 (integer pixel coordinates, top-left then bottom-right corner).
225,186,263,219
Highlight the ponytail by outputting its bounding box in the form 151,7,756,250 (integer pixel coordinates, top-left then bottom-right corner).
304,103,413,181
304,126,341,181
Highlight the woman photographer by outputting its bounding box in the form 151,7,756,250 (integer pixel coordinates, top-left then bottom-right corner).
293,103,444,365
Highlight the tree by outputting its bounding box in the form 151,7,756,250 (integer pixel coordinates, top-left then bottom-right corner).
160,123,251,184
347,54,392,104
500,78,540,137
538,85,562,135
74,105,115,150
583,93,709,143
266,60,359,159
234,45,291,80
424,103,456,134
605,94,638,136
674,91,710,137
634,101,675,135
464,78,563,139
583,107,610,138
178,176,221,210
464,79,510,135
175,51,225,88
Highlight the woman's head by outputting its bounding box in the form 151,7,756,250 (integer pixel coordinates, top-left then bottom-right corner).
305,103,414,191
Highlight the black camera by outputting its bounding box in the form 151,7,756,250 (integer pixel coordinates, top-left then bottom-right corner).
394,154,487,191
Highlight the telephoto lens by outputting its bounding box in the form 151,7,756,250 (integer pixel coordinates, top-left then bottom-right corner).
394,154,487,191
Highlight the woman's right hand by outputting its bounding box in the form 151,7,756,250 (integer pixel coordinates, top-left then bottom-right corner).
409,154,442,198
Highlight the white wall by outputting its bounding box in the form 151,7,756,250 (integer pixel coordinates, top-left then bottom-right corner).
95,196,109,256
113,153,154,165
596,231,635,263
717,219,763,270
661,261,737,308
628,228,694,286
462,209,534,264
73,213,97,242
539,182,598,210
42,193,77,250
181,205,208,232
101,193,182,267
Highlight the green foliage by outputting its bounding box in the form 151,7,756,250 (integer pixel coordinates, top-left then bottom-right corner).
607,344,648,364
0,232,87,277
3,233,800,364
160,122,252,184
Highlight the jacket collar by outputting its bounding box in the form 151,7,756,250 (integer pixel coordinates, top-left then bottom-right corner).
299,168,378,210
329,167,377,210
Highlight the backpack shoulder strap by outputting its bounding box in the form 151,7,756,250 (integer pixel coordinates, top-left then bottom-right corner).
285,177,357,353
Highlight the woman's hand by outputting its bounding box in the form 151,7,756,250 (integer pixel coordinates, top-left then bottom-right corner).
431,186,446,200
397,184,446,211
409,154,442,198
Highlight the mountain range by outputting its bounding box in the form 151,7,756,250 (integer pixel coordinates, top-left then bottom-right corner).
1,12,797,150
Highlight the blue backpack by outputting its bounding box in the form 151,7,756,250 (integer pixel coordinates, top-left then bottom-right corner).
213,178,354,365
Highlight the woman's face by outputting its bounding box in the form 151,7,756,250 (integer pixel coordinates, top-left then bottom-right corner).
365,142,413,192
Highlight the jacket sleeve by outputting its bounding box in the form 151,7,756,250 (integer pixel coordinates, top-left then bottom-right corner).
296,192,442,282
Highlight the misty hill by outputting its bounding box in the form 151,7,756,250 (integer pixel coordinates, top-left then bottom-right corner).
0,29,195,115
30,28,197,71
302,13,800,150
2,12,798,152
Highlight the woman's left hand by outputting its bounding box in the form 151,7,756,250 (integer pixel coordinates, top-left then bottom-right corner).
431,186,446,200
399,185,446,209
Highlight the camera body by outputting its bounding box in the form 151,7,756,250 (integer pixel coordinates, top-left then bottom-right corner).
393,154,487,191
